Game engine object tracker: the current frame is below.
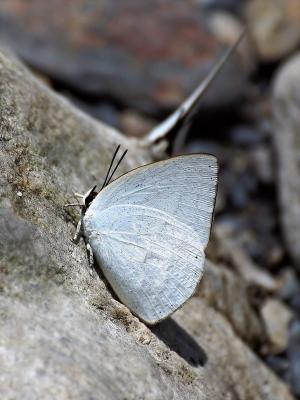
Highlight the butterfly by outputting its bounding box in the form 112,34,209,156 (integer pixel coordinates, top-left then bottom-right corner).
64,32,245,323
66,146,218,324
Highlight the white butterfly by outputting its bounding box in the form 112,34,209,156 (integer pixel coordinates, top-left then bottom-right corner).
68,149,218,324
65,31,245,323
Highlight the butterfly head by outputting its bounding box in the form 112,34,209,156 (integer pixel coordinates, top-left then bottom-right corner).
64,145,127,217
82,185,98,212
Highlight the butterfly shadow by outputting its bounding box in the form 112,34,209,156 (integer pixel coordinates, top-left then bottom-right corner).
92,264,207,367
151,318,207,367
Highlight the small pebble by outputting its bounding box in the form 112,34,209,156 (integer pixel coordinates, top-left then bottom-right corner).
246,0,300,61
261,299,293,354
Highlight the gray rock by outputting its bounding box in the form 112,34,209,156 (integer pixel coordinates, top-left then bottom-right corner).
0,0,247,115
288,319,300,396
272,53,300,271
0,49,294,399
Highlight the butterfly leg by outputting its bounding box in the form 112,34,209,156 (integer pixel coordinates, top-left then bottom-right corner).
86,242,95,276
73,191,84,199
73,216,83,243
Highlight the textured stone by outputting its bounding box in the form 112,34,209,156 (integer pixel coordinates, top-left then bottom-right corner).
0,0,246,114
0,49,294,399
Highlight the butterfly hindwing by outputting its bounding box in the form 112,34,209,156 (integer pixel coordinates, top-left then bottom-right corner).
84,205,204,323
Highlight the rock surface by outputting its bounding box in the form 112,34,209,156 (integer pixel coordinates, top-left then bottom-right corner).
272,53,300,271
0,0,246,114
245,0,300,62
0,49,294,399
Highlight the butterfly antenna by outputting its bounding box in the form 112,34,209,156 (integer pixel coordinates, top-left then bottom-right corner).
105,149,128,187
100,144,121,190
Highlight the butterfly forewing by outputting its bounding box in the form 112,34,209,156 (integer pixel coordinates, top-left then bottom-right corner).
83,154,218,323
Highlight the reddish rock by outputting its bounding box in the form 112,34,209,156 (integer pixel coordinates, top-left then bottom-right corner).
0,0,246,113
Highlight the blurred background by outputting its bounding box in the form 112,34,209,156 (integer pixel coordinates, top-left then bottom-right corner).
2,0,300,397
